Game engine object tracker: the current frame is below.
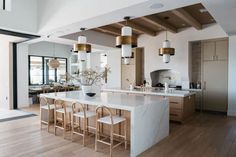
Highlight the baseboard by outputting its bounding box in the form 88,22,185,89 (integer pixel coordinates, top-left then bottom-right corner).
195,109,227,115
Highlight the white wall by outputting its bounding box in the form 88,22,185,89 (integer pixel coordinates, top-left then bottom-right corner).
0,40,11,109
29,41,71,58
17,43,29,108
227,35,236,116
0,0,37,34
107,49,121,88
138,24,227,88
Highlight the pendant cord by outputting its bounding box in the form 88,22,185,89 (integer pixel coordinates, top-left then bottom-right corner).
165,30,167,41
53,43,55,58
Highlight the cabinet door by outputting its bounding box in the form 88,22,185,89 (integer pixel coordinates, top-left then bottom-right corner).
203,41,215,61
203,61,228,112
215,40,228,61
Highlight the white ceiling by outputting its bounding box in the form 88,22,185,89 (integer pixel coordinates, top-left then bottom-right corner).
0,34,27,42
202,0,236,35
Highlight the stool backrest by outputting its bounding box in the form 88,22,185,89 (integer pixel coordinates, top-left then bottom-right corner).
54,99,63,110
96,105,114,124
40,96,51,109
71,102,86,117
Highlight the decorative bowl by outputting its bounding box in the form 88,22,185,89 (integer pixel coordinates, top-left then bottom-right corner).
86,93,96,97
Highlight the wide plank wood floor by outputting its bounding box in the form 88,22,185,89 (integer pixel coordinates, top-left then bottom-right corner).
0,112,236,157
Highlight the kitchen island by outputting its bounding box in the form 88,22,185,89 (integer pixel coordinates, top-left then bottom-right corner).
40,91,169,157
103,88,196,123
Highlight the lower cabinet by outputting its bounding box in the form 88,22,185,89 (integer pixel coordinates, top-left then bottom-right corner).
168,95,195,123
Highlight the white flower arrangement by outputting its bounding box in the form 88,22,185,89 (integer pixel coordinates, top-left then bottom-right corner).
70,66,110,86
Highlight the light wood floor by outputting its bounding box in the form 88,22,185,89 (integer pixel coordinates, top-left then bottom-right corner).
0,111,236,157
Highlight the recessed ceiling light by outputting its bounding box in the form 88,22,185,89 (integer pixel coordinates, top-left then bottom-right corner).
149,3,164,9
199,8,208,13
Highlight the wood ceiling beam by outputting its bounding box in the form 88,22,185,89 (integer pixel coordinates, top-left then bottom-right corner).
172,8,202,30
95,26,121,36
95,26,138,38
140,16,177,33
117,21,157,36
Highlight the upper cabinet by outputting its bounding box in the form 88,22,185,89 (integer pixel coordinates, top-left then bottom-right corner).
202,39,228,61
203,41,215,61
215,40,228,61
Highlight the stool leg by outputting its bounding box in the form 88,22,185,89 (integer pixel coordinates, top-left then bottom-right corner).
40,108,42,130
110,125,114,157
47,110,50,132
83,117,86,146
71,115,74,141
124,120,127,149
54,112,57,135
63,113,66,139
95,121,98,151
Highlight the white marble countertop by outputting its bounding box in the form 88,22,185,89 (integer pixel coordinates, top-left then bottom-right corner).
102,88,195,97
40,91,166,111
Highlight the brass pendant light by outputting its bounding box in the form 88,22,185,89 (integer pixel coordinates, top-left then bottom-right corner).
159,30,175,63
48,43,60,69
116,16,137,64
73,28,91,53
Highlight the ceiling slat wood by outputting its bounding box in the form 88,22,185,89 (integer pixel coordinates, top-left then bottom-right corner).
172,8,202,30
140,16,177,33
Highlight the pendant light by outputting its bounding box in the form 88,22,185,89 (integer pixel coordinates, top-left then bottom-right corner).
159,30,175,63
48,43,60,69
116,16,137,65
73,28,91,71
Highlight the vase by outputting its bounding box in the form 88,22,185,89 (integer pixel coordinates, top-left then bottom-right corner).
81,85,92,95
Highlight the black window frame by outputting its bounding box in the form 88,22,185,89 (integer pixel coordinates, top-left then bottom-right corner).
28,55,67,85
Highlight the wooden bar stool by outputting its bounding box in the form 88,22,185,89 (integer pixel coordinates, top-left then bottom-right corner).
95,106,127,157
71,102,96,146
40,96,54,132
54,99,72,138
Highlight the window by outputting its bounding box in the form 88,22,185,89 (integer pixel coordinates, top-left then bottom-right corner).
29,56,43,85
29,56,67,85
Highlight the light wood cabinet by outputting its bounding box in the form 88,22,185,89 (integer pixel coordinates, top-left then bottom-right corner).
202,38,228,112
215,40,228,60
202,39,228,61
203,41,215,61
168,95,195,123
121,48,144,89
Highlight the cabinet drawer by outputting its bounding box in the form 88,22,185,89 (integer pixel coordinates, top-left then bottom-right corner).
170,108,182,122
169,101,182,109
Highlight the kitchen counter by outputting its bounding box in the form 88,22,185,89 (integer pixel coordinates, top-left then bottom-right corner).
40,91,169,157
102,88,196,97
